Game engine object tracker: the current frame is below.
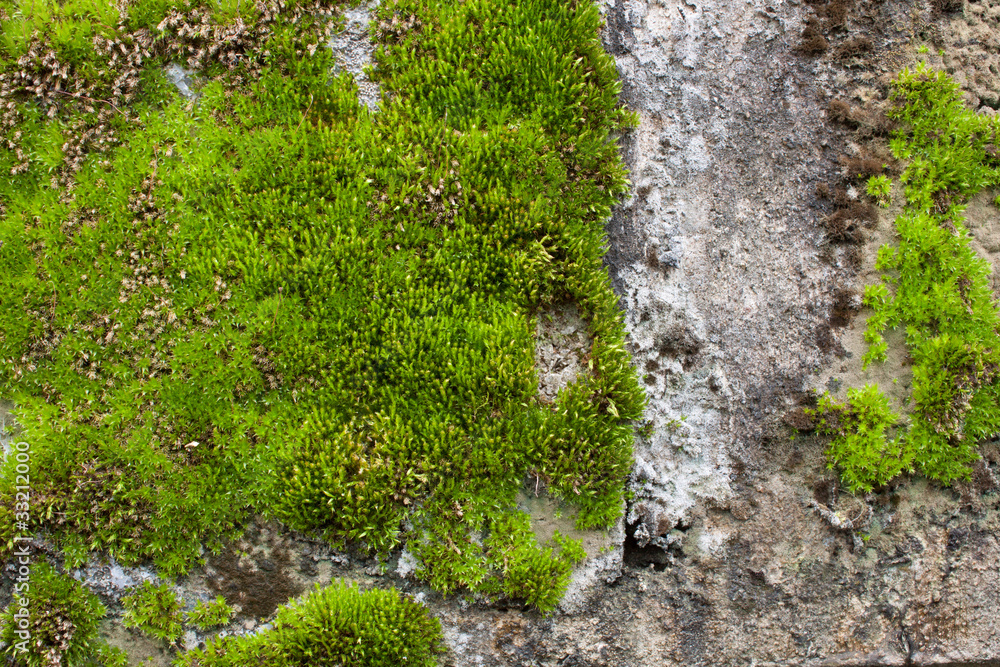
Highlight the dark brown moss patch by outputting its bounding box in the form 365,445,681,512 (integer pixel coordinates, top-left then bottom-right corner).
205,544,303,620
835,36,873,61
798,19,830,56
932,0,964,15
828,99,856,125
829,289,860,328
824,201,877,243
839,154,891,180
783,407,817,432
816,324,846,356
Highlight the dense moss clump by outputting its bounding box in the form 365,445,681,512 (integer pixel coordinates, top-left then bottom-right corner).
821,64,1000,491
0,562,127,667
121,580,185,644
0,0,643,609
175,581,443,667
185,596,234,631
809,384,909,494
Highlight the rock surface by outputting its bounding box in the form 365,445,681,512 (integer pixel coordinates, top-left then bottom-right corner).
5,1,1000,665
411,0,1000,664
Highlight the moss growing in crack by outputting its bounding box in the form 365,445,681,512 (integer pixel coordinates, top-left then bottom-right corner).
121,581,184,644
841,64,1000,488
0,562,126,667
174,581,443,667
0,0,641,608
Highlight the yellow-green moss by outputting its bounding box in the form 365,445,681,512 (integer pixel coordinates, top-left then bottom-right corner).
0,0,642,610
175,581,443,667
824,64,1000,490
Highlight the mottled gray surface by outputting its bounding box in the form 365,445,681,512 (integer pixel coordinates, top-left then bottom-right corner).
328,0,381,110
604,0,853,540
6,1,1000,665
535,303,591,403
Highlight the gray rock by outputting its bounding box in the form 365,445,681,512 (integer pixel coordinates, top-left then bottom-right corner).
328,0,381,111
164,63,198,100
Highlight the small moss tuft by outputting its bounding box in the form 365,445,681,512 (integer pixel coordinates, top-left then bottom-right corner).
175,581,443,667
798,20,830,56
121,581,184,644
185,596,234,631
808,384,912,494
0,562,126,667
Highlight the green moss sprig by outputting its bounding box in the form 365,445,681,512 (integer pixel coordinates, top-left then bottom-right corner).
835,64,1000,488
175,581,443,667
185,596,234,631
121,581,184,644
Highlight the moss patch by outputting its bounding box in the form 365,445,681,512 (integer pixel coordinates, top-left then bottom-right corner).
817,64,1000,490
0,0,643,611
0,562,127,667
175,581,443,667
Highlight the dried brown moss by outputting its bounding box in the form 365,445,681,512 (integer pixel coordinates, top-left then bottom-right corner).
824,201,877,243
835,36,873,61
798,19,830,56
932,0,964,15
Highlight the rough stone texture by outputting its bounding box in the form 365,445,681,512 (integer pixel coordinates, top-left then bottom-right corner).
4,1,1000,666
327,0,381,111
605,0,853,547
534,303,592,403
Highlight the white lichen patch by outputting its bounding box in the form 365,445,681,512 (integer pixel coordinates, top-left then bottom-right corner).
395,547,419,578
328,0,381,111
534,303,591,402
0,400,14,457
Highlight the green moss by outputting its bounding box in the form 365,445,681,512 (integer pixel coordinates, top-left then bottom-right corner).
174,581,443,667
0,562,126,667
0,0,642,608
866,174,892,207
841,64,1000,488
185,596,234,631
808,384,912,494
483,513,587,613
121,581,184,644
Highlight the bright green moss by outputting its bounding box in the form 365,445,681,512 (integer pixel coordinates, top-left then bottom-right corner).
866,174,892,207
809,384,912,494
0,0,642,610
482,513,587,613
121,581,184,644
0,562,127,667
174,581,443,667
841,64,1000,488
185,596,234,631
